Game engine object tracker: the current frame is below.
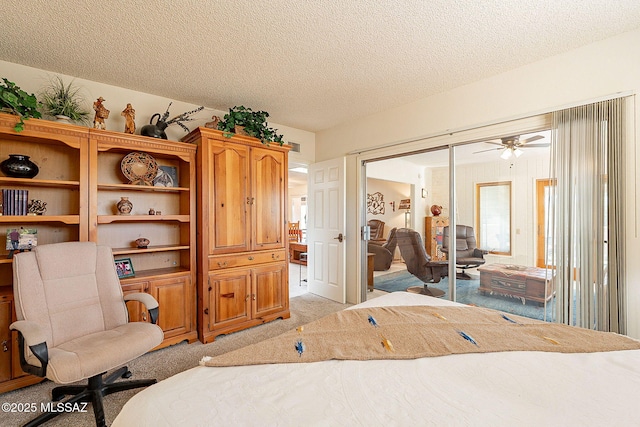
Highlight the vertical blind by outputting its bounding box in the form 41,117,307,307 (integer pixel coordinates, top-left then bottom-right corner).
549,97,626,333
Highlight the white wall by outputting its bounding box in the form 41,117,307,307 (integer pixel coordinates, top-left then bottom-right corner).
366,157,428,231
0,60,316,152
366,177,409,235
317,29,640,338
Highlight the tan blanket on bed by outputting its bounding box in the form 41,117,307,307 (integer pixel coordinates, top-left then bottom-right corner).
201,306,640,367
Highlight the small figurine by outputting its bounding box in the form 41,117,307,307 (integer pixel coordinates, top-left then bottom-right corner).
204,115,221,129
27,199,47,215
93,97,110,129
121,103,136,134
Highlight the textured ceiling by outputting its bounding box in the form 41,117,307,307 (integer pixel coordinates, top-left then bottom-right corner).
1,1,640,132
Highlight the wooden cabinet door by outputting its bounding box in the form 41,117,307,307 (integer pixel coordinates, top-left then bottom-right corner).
208,141,251,254
208,269,251,329
252,262,288,319
0,294,12,383
121,281,150,323
149,275,191,339
251,147,286,251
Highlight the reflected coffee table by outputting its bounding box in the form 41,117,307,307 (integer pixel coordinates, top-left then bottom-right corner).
478,264,555,305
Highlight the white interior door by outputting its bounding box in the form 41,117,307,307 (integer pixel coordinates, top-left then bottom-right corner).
307,157,346,302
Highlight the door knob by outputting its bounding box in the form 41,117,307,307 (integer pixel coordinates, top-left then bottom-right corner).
334,233,344,243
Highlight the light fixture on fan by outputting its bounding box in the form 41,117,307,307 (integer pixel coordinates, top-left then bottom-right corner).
500,147,523,160
474,134,549,159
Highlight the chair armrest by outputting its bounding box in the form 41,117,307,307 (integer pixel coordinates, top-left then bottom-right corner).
10,320,47,347
425,261,448,283
424,260,448,268
10,320,48,377
473,248,489,257
124,292,159,324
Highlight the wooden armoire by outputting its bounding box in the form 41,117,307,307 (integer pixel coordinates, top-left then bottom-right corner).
424,216,449,261
183,128,290,343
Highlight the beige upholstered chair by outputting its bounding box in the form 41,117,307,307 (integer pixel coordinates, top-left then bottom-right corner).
396,228,448,297
10,241,164,427
441,225,488,279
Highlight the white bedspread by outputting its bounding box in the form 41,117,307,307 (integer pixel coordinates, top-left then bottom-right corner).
113,293,640,426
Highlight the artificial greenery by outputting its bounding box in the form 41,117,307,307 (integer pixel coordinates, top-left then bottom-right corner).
217,105,284,145
39,76,91,125
0,78,41,132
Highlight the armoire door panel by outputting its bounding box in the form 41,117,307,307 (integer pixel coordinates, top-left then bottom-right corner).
252,148,285,250
210,270,251,327
209,143,250,253
252,262,287,318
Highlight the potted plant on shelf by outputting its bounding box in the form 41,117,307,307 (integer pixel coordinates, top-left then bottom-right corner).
39,76,91,125
0,78,42,132
217,105,284,146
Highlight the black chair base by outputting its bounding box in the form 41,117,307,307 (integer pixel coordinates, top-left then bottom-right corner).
456,271,473,280
24,366,156,427
407,285,445,298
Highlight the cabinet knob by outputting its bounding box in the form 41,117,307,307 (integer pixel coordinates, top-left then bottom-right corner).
142,312,147,322
272,253,280,260
2,340,7,352
204,308,209,315
252,294,256,301
248,256,254,260
217,261,228,268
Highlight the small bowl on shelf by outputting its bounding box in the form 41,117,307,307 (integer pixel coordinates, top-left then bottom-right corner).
135,237,150,249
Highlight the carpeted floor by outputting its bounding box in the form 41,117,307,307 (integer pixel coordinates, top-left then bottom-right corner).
2,293,351,427
374,270,553,321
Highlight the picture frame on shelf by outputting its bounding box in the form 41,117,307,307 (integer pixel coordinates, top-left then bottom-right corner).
153,165,178,187
5,227,37,251
114,257,135,278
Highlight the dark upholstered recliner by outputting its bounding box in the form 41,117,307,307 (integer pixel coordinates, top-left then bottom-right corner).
396,228,448,297
367,219,386,244
367,227,398,271
441,225,488,279
10,242,164,427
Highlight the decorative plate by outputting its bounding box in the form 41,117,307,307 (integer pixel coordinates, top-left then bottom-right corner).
121,152,158,185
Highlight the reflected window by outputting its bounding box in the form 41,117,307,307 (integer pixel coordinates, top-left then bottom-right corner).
476,181,511,255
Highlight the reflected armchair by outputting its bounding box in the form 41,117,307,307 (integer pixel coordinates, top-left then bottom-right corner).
367,219,386,244
367,227,398,271
441,225,488,279
396,228,448,297
10,242,164,427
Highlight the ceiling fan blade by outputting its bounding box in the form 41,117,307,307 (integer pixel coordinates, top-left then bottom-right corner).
519,143,550,148
472,147,502,154
480,139,504,146
519,135,544,145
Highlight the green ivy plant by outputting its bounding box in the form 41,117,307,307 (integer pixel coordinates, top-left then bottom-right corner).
217,105,284,146
0,78,42,132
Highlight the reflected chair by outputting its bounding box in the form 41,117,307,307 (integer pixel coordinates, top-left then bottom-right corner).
367,219,386,244
10,241,164,427
441,225,488,279
288,221,302,242
367,227,398,271
396,228,448,297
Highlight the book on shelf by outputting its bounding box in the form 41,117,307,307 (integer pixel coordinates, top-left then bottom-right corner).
1,189,29,215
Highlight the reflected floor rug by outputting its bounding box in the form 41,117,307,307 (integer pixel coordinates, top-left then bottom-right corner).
374,270,553,321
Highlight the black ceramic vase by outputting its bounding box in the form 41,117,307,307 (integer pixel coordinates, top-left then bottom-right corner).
140,113,169,139
0,154,40,178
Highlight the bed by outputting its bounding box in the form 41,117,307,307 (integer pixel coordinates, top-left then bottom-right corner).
113,292,640,426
